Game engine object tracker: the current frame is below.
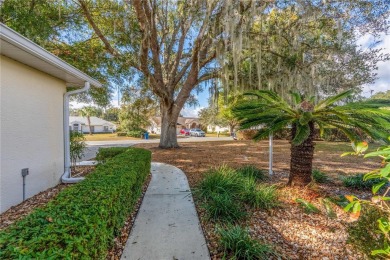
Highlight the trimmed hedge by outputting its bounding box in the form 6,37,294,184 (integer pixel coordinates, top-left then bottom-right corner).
0,147,151,259
95,146,130,163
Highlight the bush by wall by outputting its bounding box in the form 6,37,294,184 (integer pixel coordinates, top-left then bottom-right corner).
95,146,130,163
0,147,151,259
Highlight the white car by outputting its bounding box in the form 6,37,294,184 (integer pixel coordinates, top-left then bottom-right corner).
189,128,206,137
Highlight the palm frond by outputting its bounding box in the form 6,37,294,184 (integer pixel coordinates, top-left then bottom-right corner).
292,124,310,145
290,91,302,106
252,119,291,141
315,89,354,111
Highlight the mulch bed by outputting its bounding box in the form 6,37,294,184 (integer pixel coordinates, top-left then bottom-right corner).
0,140,380,259
135,140,378,259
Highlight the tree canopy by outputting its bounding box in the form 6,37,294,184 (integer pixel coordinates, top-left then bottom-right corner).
2,0,389,147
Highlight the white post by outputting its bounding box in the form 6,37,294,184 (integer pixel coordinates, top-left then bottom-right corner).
269,133,273,176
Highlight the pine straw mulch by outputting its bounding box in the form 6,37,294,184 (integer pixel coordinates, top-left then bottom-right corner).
135,140,380,259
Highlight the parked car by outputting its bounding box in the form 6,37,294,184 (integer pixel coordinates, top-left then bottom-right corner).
180,128,190,135
190,128,206,137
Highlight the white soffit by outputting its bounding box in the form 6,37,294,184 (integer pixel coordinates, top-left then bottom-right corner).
0,23,102,88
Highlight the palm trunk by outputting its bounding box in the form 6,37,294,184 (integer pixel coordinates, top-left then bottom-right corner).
288,122,315,186
159,102,180,148
87,116,92,135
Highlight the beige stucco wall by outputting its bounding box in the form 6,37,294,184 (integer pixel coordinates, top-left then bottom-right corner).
0,55,65,213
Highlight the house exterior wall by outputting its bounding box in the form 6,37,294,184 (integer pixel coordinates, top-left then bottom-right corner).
81,125,114,133
0,55,65,213
147,122,161,134
207,125,229,133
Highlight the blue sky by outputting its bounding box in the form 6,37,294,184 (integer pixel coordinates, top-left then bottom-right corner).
359,33,390,97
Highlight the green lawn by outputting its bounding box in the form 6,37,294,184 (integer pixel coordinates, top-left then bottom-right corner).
84,133,160,141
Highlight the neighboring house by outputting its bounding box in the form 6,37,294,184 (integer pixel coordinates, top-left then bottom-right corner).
206,125,230,133
69,116,116,133
148,116,201,134
0,24,101,213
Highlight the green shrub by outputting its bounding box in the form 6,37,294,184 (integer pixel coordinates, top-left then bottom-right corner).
236,165,267,181
195,166,243,201
341,174,383,190
127,128,147,138
70,131,86,167
347,205,387,259
116,131,127,136
0,148,151,259
241,181,279,210
95,146,130,163
196,165,279,223
219,225,274,260
203,193,246,223
312,169,329,183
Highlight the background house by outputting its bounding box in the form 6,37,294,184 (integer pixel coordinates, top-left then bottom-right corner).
206,125,230,133
0,24,100,213
69,116,116,133
148,116,201,134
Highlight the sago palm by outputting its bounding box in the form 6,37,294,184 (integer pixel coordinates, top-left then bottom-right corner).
233,89,390,186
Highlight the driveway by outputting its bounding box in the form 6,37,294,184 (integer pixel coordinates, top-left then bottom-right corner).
81,136,232,161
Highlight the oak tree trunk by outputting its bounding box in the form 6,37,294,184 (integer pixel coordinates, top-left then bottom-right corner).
288,122,315,186
159,102,180,148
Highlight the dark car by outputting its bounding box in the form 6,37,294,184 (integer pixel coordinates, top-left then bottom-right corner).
189,128,206,137
180,128,190,136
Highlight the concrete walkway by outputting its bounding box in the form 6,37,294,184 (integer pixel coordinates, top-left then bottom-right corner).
121,162,210,260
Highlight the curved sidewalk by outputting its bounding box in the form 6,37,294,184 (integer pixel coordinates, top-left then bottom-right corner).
121,162,210,260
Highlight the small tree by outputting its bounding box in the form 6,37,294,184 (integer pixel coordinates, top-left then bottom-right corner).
70,131,86,167
79,106,99,135
233,89,390,186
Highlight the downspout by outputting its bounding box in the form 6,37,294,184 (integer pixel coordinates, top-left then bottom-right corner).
62,82,90,183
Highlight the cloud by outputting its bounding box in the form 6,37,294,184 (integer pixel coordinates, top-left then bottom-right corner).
361,33,390,96
181,106,204,117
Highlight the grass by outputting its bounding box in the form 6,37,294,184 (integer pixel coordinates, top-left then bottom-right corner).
206,132,231,137
236,165,267,181
195,166,242,201
218,225,274,260
241,183,280,209
202,192,247,223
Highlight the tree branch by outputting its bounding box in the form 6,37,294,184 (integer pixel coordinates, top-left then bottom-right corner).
78,0,119,57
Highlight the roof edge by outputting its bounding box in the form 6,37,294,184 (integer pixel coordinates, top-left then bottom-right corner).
0,23,102,88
